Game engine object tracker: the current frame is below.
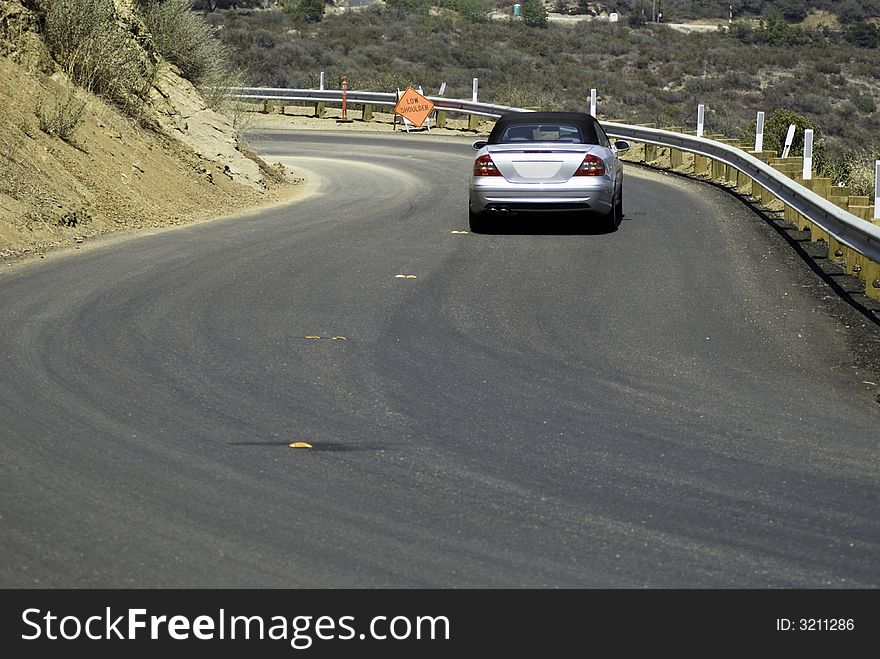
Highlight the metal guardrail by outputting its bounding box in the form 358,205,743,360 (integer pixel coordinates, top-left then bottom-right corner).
602,123,880,264
232,86,526,119
232,87,880,265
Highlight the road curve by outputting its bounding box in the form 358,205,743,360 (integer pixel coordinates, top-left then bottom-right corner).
1,130,878,588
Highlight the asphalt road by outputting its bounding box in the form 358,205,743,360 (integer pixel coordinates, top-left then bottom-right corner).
1,130,879,587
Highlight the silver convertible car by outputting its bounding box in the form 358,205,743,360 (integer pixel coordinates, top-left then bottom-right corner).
468,111,630,232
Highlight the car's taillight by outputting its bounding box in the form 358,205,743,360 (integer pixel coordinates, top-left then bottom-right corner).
574,154,606,176
473,154,501,177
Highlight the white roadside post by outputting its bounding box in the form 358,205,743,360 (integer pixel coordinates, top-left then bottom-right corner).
590,89,597,117
874,160,880,220
696,104,704,138
418,86,431,131
469,77,479,130
396,88,414,132
434,82,447,128
781,124,796,158
802,129,813,180
313,71,326,117
755,111,764,153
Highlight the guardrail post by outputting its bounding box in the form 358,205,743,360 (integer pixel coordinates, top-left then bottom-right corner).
770,157,802,179
749,151,776,204
720,140,737,184
713,138,738,183
690,134,713,177
863,259,880,302
807,177,832,199
703,134,727,181
727,150,750,190
660,127,684,169
848,205,872,221
827,236,862,285
634,124,657,163
848,197,871,217
800,178,830,245
770,157,803,226
711,155,725,181
314,101,326,118
828,185,851,211
468,114,480,131
362,104,373,121
436,110,447,128
783,199,799,228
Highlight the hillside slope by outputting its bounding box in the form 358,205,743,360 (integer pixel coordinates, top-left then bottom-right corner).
0,0,303,263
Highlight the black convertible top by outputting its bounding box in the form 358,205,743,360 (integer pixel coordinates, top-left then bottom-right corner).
487,111,601,145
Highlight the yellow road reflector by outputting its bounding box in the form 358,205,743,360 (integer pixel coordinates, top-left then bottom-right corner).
305,335,321,339
289,441,313,449
451,230,470,234
332,336,347,340
395,274,418,279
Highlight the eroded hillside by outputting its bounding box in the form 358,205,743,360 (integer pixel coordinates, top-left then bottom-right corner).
0,0,302,262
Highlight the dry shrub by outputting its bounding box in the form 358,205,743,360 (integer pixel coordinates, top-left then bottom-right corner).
136,0,244,110
37,88,87,142
39,0,156,114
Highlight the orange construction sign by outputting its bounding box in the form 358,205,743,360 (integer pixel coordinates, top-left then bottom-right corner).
394,86,435,128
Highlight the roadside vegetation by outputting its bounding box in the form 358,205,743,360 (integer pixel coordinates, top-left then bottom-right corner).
38,0,157,116
201,2,879,194
190,0,880,23
31,0,240,125
136,0,244,108
1,0,288,260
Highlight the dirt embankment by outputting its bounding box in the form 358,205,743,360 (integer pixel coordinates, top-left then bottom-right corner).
0,0,304,265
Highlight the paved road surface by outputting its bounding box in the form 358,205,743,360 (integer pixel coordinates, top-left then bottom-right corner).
1,131,878,587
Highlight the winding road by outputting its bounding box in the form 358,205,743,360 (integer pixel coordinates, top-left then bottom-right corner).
1,130,879,587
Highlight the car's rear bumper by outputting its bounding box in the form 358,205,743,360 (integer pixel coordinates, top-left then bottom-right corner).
469,180,614,215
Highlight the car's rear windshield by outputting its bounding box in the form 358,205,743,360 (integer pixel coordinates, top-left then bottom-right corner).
495,123,597,145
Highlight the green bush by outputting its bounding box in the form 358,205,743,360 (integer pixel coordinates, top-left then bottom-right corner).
821,148,880,195
740,107,826,166
452,0,490,23
384,0,434,15
281,0,326,23
520,0,548,28
844,22,880,48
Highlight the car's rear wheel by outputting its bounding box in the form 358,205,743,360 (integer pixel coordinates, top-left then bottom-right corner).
469,207,489,233
603,189,623,231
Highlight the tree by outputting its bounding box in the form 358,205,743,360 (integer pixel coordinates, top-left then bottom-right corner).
844,22,880,49
761,108,824,164
771,0,807,22
837,0,867,25
385,0,433,14
282,0,326,23
453,0,489,23
520,0,548,28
